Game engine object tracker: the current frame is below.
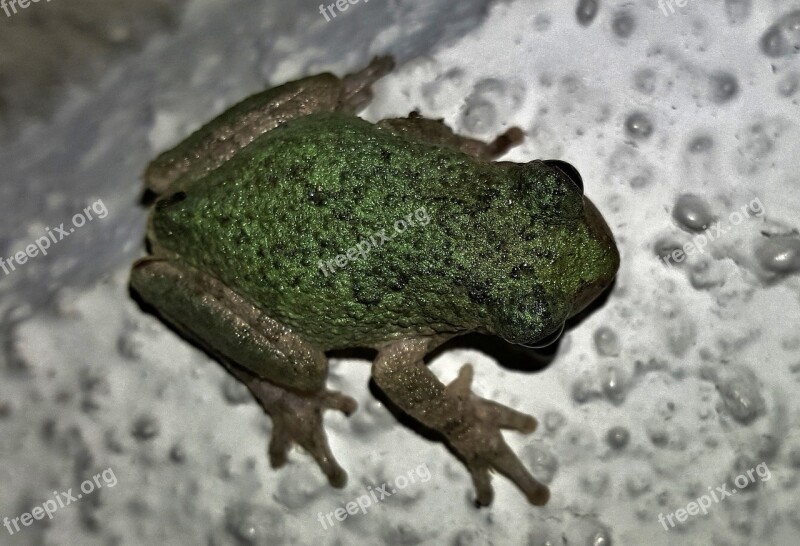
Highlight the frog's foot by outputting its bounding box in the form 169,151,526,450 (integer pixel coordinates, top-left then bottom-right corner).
372,337,550,507
443,364,549,506
231,366,357,488
338,55,395,112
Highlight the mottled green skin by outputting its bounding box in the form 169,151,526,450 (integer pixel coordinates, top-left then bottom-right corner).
150,111,618,349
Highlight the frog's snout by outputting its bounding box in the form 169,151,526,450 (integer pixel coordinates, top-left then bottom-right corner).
568,196,621,316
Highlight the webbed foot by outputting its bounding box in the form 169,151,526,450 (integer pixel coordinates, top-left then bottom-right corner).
232,367,357,488
443,364,550,506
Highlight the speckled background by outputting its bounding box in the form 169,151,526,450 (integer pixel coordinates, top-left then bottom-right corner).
1,1,799,545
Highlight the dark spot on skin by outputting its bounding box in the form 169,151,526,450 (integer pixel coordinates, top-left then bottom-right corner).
467,280,493,304
308,188,327,205
389,273,409,291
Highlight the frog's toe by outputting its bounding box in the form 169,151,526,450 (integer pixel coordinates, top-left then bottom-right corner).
231,368,354,487
445,364,549,506
268,388,354,488
320,390,358,416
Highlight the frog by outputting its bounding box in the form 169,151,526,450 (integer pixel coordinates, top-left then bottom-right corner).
130,56,620,507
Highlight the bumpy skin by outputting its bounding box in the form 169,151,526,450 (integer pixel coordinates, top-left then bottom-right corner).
150,112,617,349
131,57,620,506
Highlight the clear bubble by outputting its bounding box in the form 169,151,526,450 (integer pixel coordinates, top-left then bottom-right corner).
612,11,635,38
760,10,800,58
716,367,765,424
131,415,160,441
222,375,252,405
688,135,714,153
523,443,559,483
672,194,715,232
601,366,627,404
544,410,567,433
572,375,599,404
594,326,621,356
655,237,687,266
625,473,651,496
755,235,800,275
624,111,653,139
709,71,739,103
580,471,610,496
606,426,630,449
576,0,599,27
590,529,612,546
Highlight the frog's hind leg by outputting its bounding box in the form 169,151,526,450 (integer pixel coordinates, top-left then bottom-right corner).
144,55,394,198
130,258,356,487
377,111,524,160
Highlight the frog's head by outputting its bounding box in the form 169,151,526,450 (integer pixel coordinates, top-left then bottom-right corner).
487,160,620,348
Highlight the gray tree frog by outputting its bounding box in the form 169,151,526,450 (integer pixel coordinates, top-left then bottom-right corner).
131,57,620,506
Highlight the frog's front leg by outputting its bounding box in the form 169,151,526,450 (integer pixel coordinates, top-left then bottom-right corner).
130,258,356,486
144,55,394,196
378,112,524,160
372,337,550,506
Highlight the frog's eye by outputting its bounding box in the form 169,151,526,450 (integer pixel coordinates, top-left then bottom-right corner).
543,160,583,194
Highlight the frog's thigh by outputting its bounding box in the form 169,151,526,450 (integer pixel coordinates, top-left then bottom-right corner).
377,113,524,160
130,258,327,393
144,73,343,196
145,56,395,197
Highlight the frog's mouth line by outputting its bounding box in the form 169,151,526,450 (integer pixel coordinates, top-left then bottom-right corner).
519,318,568,349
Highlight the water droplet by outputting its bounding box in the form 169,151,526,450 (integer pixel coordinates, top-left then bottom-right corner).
461,99,497,135
647,426,669,447
655,237,687,266
544,411,567,433
709,71,739,103
131,415,160,441
759,10,800,58
594,326,621,356
755,235,800,275
606,426,630,449
534,13,552,32
580,471,610,496
667,320,696,357
601,366,627,404
625,473,651,496
576,0,599,27
224,503,280,545
169,444,186,463
591,530,612,546
688,135,714,153
624,111,653,139
716,367,765,424
572,376,600,404
222,376,252,405
523,444,559,484
672,194,715,232
612,11,635,38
